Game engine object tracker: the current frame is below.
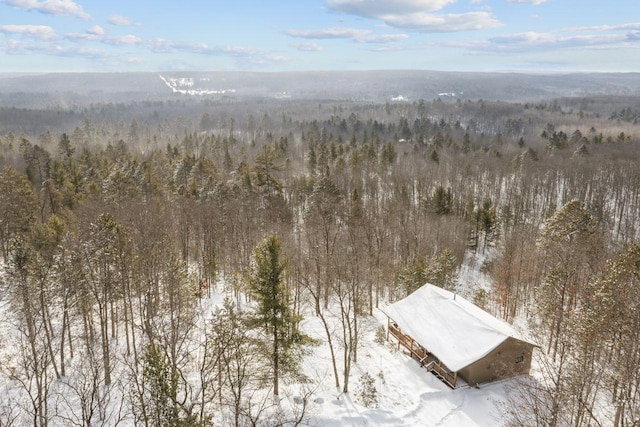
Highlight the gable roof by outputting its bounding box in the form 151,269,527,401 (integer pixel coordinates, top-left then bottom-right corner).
381,283,534,372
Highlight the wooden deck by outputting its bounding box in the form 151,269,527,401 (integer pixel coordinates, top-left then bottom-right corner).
388,320,458,388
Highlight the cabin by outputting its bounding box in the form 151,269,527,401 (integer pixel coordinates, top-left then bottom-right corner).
381,283,536,388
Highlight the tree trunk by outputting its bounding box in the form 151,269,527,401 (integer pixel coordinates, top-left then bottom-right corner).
40,282,60,380
273,323,279,396
60,305,67,377
100,301,111,386
318,307,340,390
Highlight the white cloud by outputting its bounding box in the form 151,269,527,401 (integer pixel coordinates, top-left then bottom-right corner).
122,56,143,64
149,39,287,64
290,42,324,52
325,0,501,32
286,27,408,43
0,37,148,69
68,26,142,45
567,22,640,33
327,0,457,16
489,32,556,45
86,25,105,36
65,32,98,42
0,39,54,54
108,14,134,26
107,34,142,45
288,27,369,39
1,0,90,19
613,23,640,31
444,19,640,60
472,20,640,54
66,31,142,45
0,24,56,40
365,33,409,43
474,31,628,53
63,47,111,58
0,39,109,58
627,31,640,41
507,0,548,5
382,11,501,32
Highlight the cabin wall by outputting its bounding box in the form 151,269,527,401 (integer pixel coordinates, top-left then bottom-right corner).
457,337,533,386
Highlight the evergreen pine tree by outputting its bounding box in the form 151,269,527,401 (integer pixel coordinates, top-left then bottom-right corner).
356,372,378,408
246,235,305,396
432,185,452,215
142,342,180,426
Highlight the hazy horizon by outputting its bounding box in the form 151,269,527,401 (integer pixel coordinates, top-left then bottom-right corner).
2,69,640,76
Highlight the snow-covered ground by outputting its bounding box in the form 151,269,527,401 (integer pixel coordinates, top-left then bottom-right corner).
294,307,510,426
457,249,493,299
285,249,519,426
0,252,519,426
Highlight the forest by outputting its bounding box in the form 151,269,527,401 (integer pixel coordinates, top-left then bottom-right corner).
0,81,639,426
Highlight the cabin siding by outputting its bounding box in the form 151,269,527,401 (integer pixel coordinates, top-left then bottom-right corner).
457,337,534,386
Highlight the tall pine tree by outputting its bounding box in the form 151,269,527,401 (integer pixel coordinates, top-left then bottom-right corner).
246,235,305,396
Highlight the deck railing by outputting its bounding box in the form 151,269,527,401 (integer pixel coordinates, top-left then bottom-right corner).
425,361,458,388
387,320,457,388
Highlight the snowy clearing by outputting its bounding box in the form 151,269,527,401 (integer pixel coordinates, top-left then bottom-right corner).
289,303,511,426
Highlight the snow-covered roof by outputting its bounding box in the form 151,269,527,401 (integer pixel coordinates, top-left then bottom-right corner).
381,283,534,372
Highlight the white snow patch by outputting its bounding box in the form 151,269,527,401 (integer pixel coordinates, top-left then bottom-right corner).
159,74,236,96
457,249,493,298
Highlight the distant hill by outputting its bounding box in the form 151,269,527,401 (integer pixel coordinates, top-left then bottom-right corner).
1,70,639,107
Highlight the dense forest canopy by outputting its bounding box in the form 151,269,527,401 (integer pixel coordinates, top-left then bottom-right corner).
0,74,639,425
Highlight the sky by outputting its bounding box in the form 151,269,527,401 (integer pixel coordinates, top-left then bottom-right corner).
0,0,639,73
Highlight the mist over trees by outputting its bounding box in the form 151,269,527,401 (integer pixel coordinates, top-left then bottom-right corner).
0,76,639,425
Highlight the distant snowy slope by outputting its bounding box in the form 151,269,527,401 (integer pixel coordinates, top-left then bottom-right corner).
158,74,236,96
